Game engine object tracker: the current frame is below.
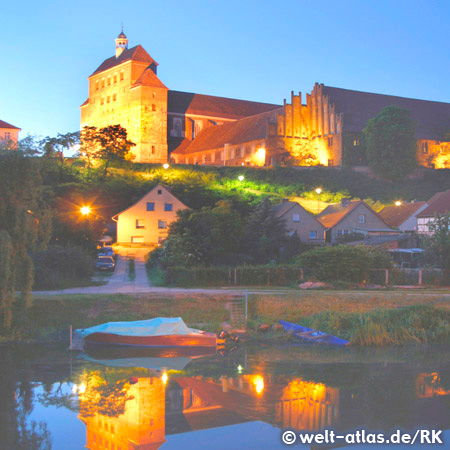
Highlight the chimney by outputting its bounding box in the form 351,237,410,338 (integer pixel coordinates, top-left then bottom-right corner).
341,198,351,207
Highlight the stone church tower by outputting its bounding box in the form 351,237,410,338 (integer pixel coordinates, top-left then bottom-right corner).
80,30,168,163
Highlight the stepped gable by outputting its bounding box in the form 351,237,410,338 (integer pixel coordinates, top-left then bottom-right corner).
91,45,158,76
322,85,450,140
168,90,280,120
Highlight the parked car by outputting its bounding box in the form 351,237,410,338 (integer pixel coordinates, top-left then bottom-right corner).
98,246,115,257
96,256,116,271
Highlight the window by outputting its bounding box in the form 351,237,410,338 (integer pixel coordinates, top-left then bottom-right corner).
310,231,317,239
113,93,117,101
120,72,124,81
293,214,300,222
146,202,155,211
422,142,428,154
353,136,359,146
136,219,145,229
152,146,155,154
107,77,111,85
101,80,105,88
95,81,99,91
4,132,10,140
131,236,144,243
158,220,167,229
357,214,366,223
107,96,110,103
337,230,343,237
114,75,117,83
157,189,162,195
164,203,173,211
100,98,104,105
152,104,156,111
328,159,334,167
328,136,333,146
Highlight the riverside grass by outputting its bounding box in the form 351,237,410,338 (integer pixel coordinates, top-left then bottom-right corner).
2,291,450,346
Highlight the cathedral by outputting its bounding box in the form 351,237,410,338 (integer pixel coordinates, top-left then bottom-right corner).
81,31,450,168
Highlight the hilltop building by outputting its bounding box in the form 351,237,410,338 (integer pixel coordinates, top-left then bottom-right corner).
81,32,450,168
0,120,20,148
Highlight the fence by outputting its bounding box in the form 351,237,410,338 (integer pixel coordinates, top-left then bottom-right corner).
368,269,445,286
164,266,306,287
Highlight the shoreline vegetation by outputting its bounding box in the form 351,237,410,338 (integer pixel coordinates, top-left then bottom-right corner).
1,291,449,347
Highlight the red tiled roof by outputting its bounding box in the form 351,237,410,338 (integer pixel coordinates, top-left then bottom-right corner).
168,90,280,120
317,201,362,228
131,67,167,89
378,202,426,227
90,45,158,76
417,189,450,217
172,109,281,155
0,120,20,130
168,138,191,154
317,200,392,229
323,85,450,141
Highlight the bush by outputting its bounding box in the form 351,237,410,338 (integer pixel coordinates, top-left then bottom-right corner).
32,245,95,289
295,245,392,283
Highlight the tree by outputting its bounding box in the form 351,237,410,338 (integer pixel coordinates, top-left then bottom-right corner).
0,151,52,330
242,198,288,263
425,213,450,284
81,125,135,176
363,105,417,180
159,200,245,266
41,131,80,164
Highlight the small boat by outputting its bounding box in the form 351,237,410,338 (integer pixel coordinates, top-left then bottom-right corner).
280,320,350,346
72,317,218,350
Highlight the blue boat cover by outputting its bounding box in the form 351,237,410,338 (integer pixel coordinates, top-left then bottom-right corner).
77,317,197,338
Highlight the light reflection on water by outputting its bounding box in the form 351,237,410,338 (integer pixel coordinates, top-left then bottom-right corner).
1,344,449,450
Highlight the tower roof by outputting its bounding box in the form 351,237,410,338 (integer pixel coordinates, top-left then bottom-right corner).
90,45,158,77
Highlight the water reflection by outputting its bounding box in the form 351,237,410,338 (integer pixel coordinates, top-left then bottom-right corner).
1,344,449,449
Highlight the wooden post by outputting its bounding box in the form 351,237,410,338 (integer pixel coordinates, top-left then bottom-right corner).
418,269,422,286
245,289,248,322
69,325,72,350
385,269,389,286
234,268,237,286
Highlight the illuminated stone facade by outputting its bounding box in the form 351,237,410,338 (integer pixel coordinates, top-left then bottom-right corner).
82,33,450,168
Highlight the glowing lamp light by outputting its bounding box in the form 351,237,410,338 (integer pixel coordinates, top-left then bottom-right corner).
237,365,243,373
395,201,402,206
163,163,170,169
80,206,91,216
238,175,245,181
315,188,322,195
253,147,266,166
161,372,168,385
72,384,78,394
78,383,86,394
253,375,264,395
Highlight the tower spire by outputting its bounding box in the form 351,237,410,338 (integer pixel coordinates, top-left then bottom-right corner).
115,27,128,58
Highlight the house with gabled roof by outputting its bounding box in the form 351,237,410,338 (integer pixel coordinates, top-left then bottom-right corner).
112,184,189,245
317,199,394,243
0,120,21,148
272,199,326,244
417,189,450,234
378,201,428,232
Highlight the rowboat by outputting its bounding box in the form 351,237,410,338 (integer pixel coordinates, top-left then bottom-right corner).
72,317,218,350
279,320,350,346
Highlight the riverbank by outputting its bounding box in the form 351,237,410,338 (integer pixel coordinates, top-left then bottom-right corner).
1,290,449,346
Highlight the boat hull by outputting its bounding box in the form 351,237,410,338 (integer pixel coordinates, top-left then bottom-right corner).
280,320,350,346
84,331,218,348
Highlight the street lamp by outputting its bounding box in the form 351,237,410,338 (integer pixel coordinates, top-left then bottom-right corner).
238,175,245,181
315,188,322,214
163,163,169,170
395,201,402,206
80,206,91,216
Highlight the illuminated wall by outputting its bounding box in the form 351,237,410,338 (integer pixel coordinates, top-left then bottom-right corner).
79,377,166,450
416,139,450,168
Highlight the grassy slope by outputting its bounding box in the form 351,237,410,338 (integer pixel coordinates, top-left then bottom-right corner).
3,291,449,346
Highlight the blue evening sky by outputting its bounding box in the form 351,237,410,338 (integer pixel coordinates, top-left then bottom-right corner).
1,0,449,138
